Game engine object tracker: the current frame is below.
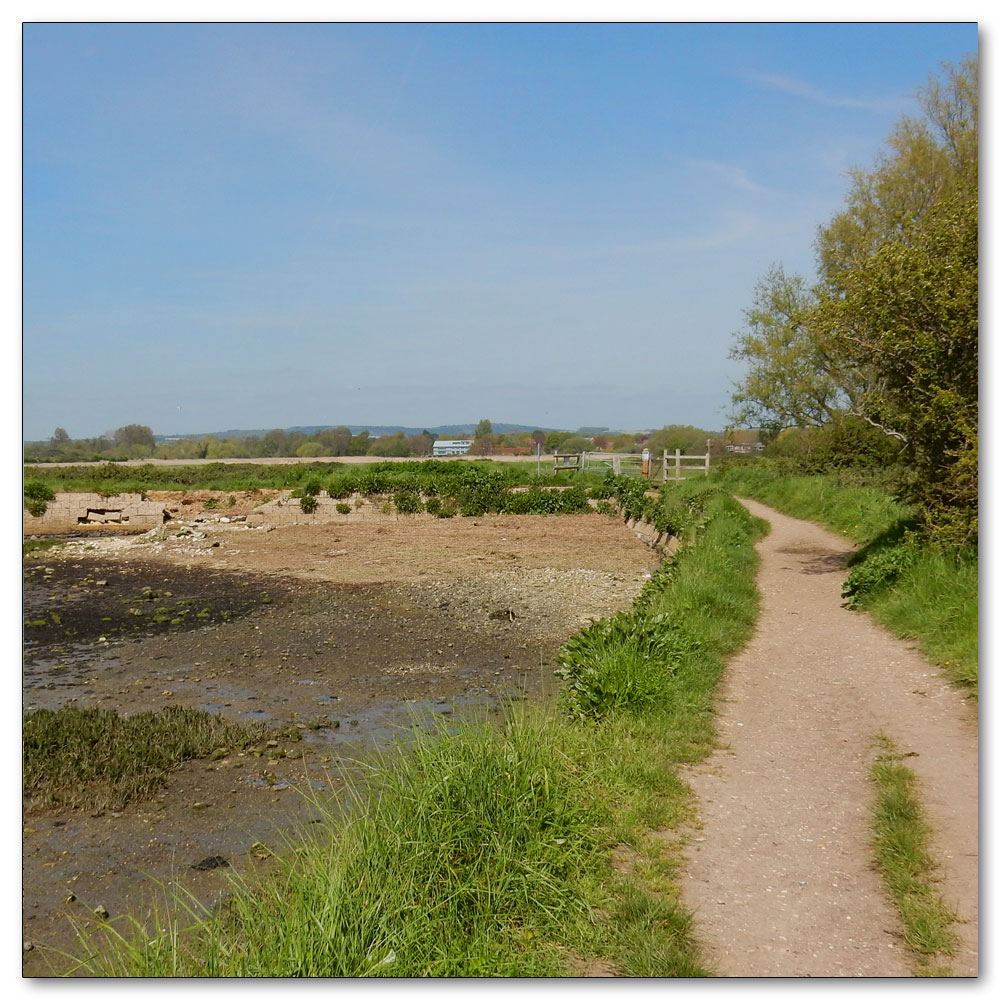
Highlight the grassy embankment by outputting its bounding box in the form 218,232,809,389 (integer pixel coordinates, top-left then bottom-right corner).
712,464,977,697
63,481,764,977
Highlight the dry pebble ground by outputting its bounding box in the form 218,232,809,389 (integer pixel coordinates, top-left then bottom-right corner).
680,499,978,978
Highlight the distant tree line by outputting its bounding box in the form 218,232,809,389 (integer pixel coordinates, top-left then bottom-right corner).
25,422,727,463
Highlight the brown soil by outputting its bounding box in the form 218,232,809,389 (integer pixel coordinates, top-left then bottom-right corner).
23,510,658,975
679,499,978,978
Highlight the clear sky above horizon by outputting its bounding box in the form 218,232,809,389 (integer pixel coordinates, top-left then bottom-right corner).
22,21,978,441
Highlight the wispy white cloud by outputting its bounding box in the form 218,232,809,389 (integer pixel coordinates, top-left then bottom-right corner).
750,72,906,112
686,159,771,195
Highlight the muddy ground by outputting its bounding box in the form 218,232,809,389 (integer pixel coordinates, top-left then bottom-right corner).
23,507,657,975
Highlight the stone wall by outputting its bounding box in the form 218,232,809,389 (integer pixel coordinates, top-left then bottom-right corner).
626,516,682,557
23,492,167,535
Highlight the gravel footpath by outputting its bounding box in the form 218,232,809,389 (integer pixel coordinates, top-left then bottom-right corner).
679,498,978,978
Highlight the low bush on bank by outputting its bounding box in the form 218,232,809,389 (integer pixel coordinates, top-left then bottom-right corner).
713,463,978,696
66,487,764,977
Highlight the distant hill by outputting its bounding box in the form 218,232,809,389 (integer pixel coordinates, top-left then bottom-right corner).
155,423,559,442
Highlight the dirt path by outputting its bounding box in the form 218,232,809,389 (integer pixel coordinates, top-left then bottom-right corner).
679,499,978,978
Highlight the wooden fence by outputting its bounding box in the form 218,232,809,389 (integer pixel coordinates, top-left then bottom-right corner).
552,453,584,474
662,448,711,481
556,450,711,481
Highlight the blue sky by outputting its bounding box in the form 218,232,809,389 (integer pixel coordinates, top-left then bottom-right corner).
22,21,978,440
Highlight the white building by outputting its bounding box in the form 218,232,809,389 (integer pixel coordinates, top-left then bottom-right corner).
432,439,474,456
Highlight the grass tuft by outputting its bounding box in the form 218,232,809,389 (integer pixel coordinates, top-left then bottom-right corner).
870,735,960,974
23,706,266,812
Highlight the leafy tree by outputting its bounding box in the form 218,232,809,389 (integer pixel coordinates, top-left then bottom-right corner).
113,424,155,449
348,431,370,456
368,432,412,458
728,55,977,539
530,430,547,447
408,431,435,456
611,433,637,452
204,437,250,459
261,429,289,457
296,441,325,458
814,190,977,538
764,415,903,472
729,266,852,434
468,433,497,456
51,427,69,446
816,54,977,289
543,430,572,453
475,418,493,438
317,426,352,455
645,425,714,458
557,435,591,453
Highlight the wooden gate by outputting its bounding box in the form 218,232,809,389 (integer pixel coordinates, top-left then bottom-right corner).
662,448,711,482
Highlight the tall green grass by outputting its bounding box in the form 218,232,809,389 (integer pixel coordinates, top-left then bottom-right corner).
864,550,978,691
870,736,960,975
714,464,978,696
712,464,913,545
65,489,764,977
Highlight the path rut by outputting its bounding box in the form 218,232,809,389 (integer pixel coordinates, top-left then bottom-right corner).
679,499,978,978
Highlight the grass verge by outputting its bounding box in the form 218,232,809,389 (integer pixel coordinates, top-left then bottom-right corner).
63,487,764,976
870,735,960,976
23,706,267,812
713,465,977,697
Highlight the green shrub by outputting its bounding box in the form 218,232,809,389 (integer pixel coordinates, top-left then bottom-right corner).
393,491,424,514
24,480,56,517
356,470,391,496
557,611,699,718
299,495,319,514
24,481,56,501
327,481,354,499
843,539,916,606
335,502,352,515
